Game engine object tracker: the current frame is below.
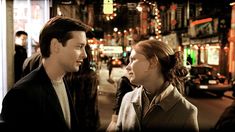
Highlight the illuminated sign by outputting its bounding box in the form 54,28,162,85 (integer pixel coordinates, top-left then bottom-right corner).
102,46,123,53
189,18,214,38
103,0,113,14
190,18,213,27
207,45,220,65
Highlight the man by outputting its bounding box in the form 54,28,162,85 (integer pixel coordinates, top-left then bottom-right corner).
1,16,91,132
21,51,42,77
186,54,193,65
14,30,28,82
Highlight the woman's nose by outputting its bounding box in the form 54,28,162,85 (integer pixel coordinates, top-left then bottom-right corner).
125,63,130,71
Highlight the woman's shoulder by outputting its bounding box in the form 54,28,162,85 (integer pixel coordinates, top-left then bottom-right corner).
177,94,198,112
169,87,197,112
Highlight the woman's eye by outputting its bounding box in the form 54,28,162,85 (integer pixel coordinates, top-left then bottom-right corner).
130,58,135,63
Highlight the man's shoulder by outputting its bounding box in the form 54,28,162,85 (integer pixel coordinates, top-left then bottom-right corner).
15,66,46,89
15,45,26,51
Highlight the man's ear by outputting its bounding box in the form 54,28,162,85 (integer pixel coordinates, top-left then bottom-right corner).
50,38,60,53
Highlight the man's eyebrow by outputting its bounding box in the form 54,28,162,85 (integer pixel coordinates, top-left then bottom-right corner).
77,43,85,46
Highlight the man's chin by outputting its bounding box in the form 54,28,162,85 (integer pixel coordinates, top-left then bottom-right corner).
72,66,80,72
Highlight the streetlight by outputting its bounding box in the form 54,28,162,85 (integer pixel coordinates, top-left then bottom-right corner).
113,27,118,32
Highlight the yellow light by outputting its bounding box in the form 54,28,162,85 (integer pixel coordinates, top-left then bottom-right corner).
113,27,118,32
230,2,235,6
103,0,113,14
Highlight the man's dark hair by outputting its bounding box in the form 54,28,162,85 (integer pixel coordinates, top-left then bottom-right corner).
39,16,92,58
15,30,28,37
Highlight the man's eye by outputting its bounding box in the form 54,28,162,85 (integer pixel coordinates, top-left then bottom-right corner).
77,45,84,49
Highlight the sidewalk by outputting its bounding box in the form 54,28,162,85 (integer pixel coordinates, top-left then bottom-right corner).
97,64,126,131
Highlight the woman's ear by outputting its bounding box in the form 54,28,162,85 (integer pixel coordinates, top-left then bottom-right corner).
149,57,158,69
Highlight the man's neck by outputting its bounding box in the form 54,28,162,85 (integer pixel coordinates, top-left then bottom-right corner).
42,58,65,82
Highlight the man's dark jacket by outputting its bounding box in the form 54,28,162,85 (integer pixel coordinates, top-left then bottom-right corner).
1,65,79,132
214,100,235,131
14,45,27,82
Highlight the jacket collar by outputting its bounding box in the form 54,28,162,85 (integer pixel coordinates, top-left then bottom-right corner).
131,84,182,112
157,85,182,111
131,86,143,123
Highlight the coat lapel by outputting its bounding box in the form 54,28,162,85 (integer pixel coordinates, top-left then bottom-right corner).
38,65,68,126
158,85,182,111
63,79,79,130
131,87,143,128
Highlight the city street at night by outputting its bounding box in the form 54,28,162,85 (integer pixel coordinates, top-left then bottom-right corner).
1,0,235,131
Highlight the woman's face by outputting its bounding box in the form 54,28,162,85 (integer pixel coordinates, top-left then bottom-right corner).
126,49,151,85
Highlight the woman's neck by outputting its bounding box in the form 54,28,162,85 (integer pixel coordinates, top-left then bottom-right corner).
143,76,165,96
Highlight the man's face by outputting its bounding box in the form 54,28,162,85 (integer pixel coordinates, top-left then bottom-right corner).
57,31,87,72
15,34,28,47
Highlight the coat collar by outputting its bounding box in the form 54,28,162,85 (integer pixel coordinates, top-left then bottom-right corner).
131,84,182,112
157,85,182,111
38,65,66,121
131,86,143,123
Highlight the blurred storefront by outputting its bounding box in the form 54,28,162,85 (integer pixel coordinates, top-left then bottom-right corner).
182,38,223,65
13,0,50,56
228,2,235,79
162,32,181,51
0,0,50,110
182,17,229,76
0,0,9,111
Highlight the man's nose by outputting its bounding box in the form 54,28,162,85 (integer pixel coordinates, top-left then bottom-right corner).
82,50,87,59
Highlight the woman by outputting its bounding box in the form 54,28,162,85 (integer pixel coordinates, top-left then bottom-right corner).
116,39,199,131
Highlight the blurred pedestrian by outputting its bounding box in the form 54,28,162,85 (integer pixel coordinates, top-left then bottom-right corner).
107,56,114,84
21,42,42,77
106,75,137,132
14,30,28,83
22,52,42,77
187,54,193,65
213,100,235,131
1,16,91,132
65,44,100,131
116,39,199,131
107,56,113,79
